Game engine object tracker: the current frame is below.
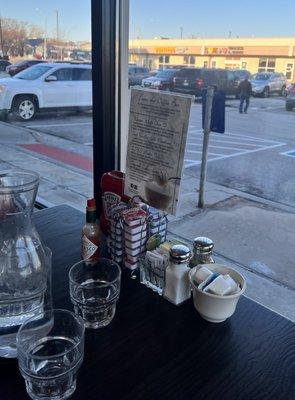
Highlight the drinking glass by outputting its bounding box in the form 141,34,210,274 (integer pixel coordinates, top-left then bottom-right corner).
17,309,84,400
69,258,121,329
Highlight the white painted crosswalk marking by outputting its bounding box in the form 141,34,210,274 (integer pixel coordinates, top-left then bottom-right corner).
184,128,286,168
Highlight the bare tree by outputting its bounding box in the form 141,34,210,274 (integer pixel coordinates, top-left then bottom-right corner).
1,18,43,57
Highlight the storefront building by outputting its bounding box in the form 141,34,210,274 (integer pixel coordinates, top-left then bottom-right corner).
129,37,295,81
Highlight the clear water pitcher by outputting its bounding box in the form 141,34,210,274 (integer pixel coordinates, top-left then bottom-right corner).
0,171,52,358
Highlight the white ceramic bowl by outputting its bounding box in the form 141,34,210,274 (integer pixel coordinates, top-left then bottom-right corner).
189,264,246,323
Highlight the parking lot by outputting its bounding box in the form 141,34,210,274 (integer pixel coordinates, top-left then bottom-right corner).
1,95,295,209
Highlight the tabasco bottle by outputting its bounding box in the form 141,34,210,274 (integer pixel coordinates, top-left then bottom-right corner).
81,198,101,261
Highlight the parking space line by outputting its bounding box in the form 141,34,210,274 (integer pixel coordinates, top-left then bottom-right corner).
187,138,267,148
186,149,230,156
221,132,282,144
189,129,284,145
184,142,285,169
187,143,258,152
26,122,92,128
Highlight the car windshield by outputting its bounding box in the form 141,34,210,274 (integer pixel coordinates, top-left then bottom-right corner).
14,65,53,80
14,61,27,67
234,71,248,79
156,70,177,78
252,74,270,81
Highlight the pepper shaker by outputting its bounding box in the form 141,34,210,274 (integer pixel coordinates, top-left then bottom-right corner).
189,237,215,268
163,245,191,305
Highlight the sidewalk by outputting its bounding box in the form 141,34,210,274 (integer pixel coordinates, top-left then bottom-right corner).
1,121,294,321
171,172,295,321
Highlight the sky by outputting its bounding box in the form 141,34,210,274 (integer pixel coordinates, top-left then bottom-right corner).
1,0,91,42
1,0,295,42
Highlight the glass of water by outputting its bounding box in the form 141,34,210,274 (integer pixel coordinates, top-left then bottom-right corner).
69,258,121,329
16,309,84,400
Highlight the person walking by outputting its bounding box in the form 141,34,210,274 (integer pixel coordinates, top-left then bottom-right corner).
238,76,252,114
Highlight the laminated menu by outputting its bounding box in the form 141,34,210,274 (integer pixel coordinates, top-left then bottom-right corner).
124,89,192,215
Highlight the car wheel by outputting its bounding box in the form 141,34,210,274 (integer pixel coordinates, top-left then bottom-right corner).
13,96,37,121
286,104,293,111
263,87,269,98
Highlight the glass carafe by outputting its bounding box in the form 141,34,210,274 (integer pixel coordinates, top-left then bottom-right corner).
0,171,51,358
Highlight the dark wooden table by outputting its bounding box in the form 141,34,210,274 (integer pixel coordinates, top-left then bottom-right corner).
1,205,294,400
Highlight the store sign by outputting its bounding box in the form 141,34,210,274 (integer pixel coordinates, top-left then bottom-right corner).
125,89,192,215
156,47,176,54
204,46,244,55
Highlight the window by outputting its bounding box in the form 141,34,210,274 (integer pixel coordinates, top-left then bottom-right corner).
203,61,208,68
1,0,93,213
159,55,170,66
286,63,294,80
211,60,216,68
72,68,92,81
241,62,247,69
184,55,195,65
14,65,52,80
258,58,276,73
51,68,73,81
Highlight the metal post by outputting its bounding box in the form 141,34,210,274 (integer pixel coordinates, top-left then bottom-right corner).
0,12,4,57
198,86,214,208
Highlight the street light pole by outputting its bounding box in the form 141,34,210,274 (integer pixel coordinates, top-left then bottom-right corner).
44,16,47,59
0,11,4,58
180,26,183,39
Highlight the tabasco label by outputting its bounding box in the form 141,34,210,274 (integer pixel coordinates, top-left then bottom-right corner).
82,235,100,260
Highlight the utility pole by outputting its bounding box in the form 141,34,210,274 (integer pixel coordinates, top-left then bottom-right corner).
44,17,47,59
55,9,59,42
180,26,183,39
55,9,60,60
0,11,4,58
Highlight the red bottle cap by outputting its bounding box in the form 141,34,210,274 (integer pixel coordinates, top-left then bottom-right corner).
87,198,96,209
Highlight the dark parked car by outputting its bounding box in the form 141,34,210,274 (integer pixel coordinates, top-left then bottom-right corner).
142,69,180,90
233,69,251,80
285,82,295,96
6,60,47,76
128,66,150,86
286,93,295,111
0,60,11,72
172,68,239,97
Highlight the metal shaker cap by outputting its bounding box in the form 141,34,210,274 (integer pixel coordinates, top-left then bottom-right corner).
170,244,191,263
193,237,214,253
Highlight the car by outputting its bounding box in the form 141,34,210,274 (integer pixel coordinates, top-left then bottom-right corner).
128,66,150,86
286,93,295,111
6,60,47,76
250,72,287,97
142,69,180,90
172,68,239,97
0,60,11,72
0,63,92,120
285,82,295,96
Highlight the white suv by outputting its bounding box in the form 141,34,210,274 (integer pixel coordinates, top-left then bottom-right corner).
0,63,92,120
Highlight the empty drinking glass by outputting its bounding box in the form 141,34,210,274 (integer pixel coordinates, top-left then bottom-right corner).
69,258,121,329
17,309,84,400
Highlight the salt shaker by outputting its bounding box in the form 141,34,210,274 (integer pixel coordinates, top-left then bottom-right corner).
189,237,215,268
163,245,191,305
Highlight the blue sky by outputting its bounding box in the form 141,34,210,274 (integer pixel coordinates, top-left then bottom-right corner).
1,0,91,41
1,0,295,42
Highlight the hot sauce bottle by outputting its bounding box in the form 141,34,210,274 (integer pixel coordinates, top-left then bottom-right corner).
81,198,101,261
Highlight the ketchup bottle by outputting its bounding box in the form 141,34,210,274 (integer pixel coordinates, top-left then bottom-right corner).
100,171,130,234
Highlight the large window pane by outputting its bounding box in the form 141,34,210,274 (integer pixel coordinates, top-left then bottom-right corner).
0,1,92,211
129,0,295,320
